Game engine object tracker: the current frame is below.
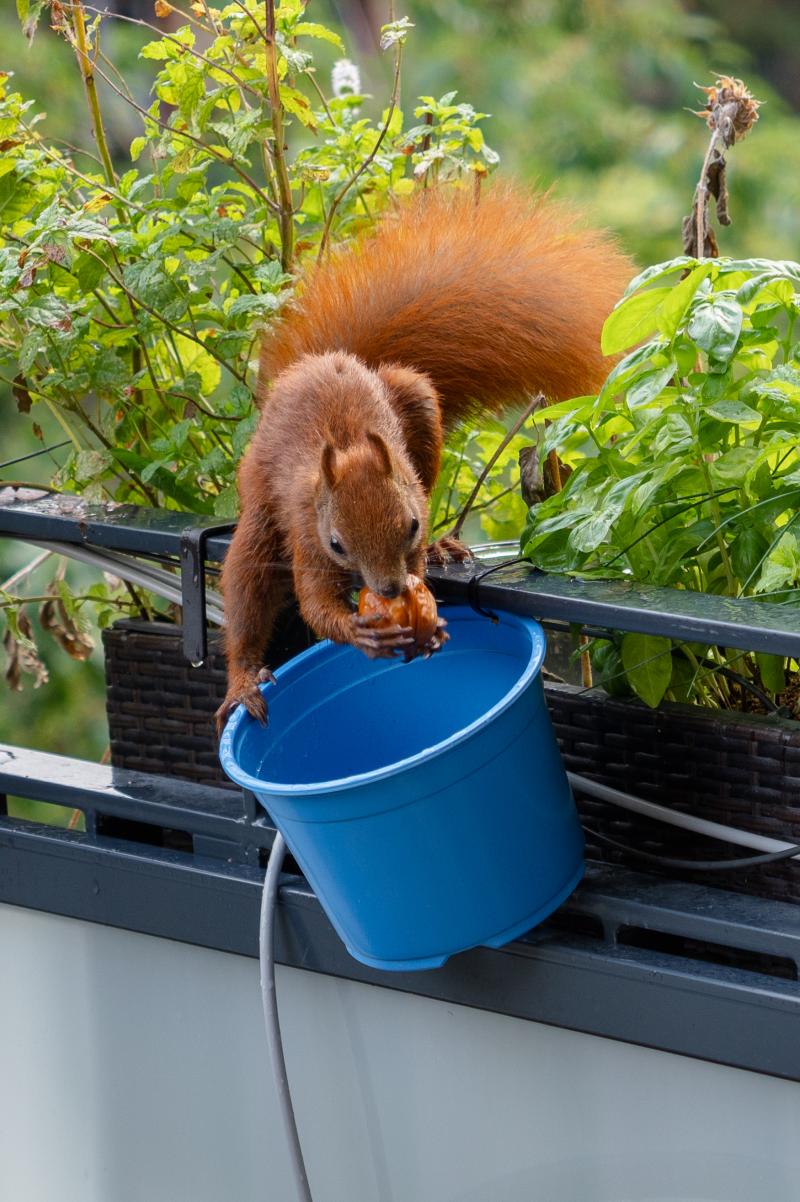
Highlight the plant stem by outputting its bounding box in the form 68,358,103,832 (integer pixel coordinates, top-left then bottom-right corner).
431,482,519,533
435,440,468,532
306,68,336,126
84,55,278,213
449,393,543,541
42,399,82,451
82,5,264,105
264,0,295,271
80,246,249,384
698,455,737,594
68,2,118,196
29,133,258,292
1,551,52,593
693,128,720,258
316,35,404,263
0,595,141,610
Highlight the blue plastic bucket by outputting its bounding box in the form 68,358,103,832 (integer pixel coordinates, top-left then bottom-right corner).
220,607,584,971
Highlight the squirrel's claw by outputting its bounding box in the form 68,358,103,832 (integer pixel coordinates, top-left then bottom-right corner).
351,613,450,662
425,536,473,566
215,667,275,737
421,616,450,659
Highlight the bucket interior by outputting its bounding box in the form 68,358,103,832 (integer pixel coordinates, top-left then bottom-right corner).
231,610,543,789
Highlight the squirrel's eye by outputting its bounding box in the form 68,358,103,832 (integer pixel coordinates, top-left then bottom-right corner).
409,516,420,539
330,535,346,556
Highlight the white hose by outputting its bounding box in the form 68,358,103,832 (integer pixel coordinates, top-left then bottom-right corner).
26,539,225,626
259,833,315,1202
568,771,800,862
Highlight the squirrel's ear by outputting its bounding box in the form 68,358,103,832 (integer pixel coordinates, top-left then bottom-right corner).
320,442,339,489
365,430,393,476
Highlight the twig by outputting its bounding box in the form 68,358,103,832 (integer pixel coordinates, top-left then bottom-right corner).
78,246,249,384
167,391,243,422
232,0,268,42
82,55,279,214
305,69,336,127
431,482,519,534
448,393,543,541
316,35,404,263
67,2,118,195
264,0,295,271
82,5,265,104
1,551,53,593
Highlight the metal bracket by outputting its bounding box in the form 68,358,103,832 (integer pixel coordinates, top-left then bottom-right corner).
179,523,236,665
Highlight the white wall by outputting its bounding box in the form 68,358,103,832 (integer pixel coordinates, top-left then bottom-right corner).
2,902,799,1202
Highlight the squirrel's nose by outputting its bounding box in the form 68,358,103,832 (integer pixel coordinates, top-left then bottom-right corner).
377,581,403,600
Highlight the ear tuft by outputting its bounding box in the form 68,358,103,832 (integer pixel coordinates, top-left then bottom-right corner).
321,442,339,489
365,430,393,477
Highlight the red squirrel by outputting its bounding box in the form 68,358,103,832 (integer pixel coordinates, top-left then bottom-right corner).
216,184,633,730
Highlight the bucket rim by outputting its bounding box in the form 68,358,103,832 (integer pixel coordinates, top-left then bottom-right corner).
219,607,545,796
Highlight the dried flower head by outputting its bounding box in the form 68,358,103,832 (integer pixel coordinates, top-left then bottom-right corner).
693,76,761,146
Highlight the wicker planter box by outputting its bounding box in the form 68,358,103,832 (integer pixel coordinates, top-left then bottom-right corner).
103,607,313,791
104,623,800,902
548,683,800,903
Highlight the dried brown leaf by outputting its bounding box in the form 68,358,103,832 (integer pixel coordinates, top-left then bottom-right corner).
39,593,95,662
519,445,572,507
3,613,49,690
519,445,544,507
12,374,32,414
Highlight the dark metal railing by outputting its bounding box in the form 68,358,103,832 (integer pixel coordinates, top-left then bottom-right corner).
3,490,800,655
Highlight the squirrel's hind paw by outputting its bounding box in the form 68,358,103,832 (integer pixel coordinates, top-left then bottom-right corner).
215,666,276,738
425,536,473,566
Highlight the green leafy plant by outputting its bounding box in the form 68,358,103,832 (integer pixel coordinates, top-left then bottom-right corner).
2,2,497,510
1,0,498,689
522,254,800,711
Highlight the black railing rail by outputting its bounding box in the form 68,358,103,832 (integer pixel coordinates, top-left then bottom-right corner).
3,488,800,656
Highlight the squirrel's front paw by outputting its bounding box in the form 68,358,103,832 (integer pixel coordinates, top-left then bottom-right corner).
426,536,473,566
350,613,416,660
215,666,277,737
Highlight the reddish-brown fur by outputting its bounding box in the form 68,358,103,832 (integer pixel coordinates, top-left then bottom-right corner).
217,183,633,730
260,184,633,420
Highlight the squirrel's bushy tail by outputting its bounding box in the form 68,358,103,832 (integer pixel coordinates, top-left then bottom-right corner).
260,184,634,427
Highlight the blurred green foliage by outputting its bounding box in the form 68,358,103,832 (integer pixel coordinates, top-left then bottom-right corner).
1,2,492,515
391,0,800,264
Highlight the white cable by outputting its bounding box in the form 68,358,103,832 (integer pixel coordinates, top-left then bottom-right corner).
568,771,800,862
260,833,315,1202
25,539,225,626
